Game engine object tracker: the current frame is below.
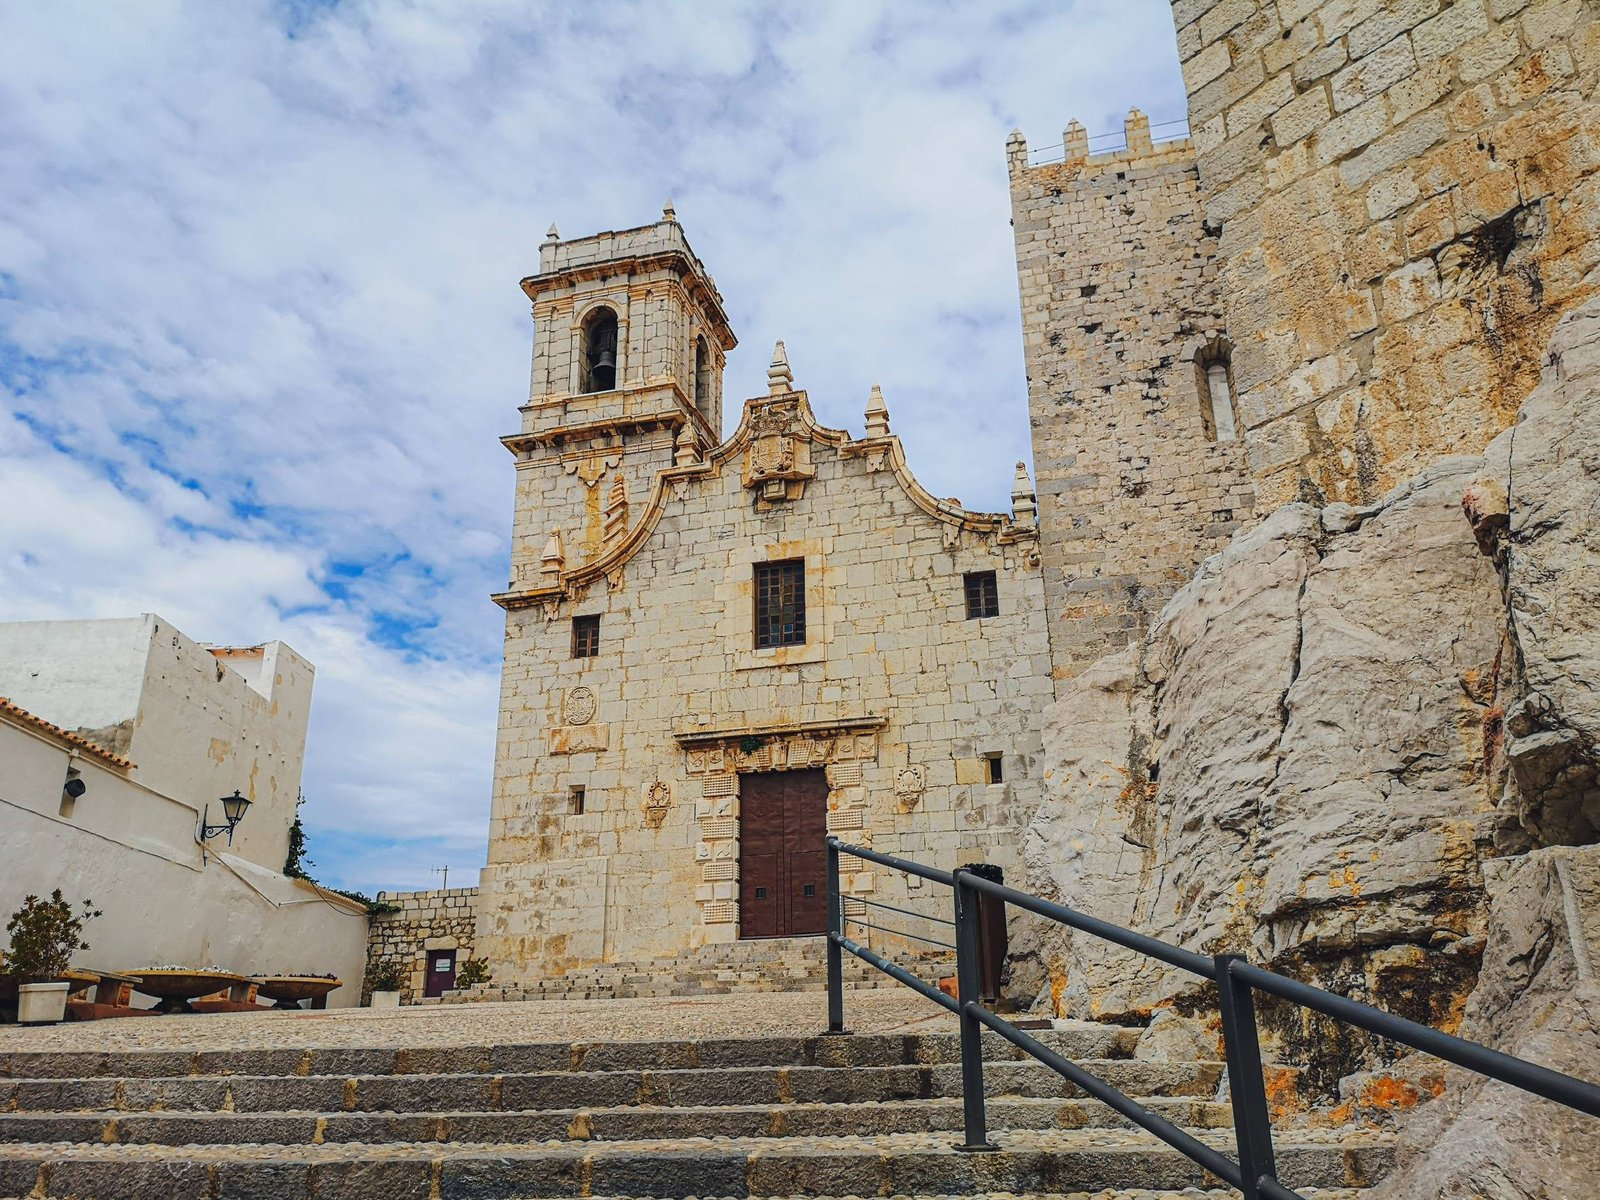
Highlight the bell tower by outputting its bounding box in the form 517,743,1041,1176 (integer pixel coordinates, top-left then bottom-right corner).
500,204,737,588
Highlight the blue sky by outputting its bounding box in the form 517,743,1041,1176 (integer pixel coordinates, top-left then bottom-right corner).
0,0,1189,893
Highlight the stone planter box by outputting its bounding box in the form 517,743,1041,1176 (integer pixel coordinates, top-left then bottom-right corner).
255,976,342,1010
128,970,250,1014
18,982,70,1024
369,990,401,1008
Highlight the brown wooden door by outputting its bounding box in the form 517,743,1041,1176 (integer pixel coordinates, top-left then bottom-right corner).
739,769,827,938
423,950,457,998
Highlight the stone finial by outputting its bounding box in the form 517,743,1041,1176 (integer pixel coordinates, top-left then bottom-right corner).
674,422,701,466
1125,107,1153,155
767,340,793,394
540,529,565,576
1006,127,1028,175
1011,461,1038,525
662,198,677,222
543,222,560,243
864,383,890,438
1064,120,1089,164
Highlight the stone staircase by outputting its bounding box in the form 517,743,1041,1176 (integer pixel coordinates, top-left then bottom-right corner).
0,1024,1393,1198
444,936,948,1003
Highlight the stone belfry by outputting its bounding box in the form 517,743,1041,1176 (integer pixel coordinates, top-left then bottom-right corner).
500,204,737,588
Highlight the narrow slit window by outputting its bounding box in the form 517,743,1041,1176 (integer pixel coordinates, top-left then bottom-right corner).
568,786,586,815
964,571,999,619
755,559,806,648
571,614,601,658
986,754,1004,784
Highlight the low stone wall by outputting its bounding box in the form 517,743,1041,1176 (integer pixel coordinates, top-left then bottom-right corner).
365,887,479,1005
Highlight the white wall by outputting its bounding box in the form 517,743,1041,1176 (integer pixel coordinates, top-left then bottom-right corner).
0,617,148,756
0,703,366,1004
0,614,314,875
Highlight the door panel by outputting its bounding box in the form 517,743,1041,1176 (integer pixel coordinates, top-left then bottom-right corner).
739,769,827,938
424,950,457,998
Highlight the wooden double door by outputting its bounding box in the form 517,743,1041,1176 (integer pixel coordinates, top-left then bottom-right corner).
739,769,827,938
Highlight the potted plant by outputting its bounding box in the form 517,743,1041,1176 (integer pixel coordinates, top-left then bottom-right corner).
455,956,491,991
366,959,403,1008
5,890,101,1024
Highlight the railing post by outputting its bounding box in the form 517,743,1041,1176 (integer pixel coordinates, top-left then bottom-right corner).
952,869,997,1151
825,838,847,1035
1215,954,1276,1200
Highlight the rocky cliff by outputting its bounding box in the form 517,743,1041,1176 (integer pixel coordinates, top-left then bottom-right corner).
1019,296,1600,1171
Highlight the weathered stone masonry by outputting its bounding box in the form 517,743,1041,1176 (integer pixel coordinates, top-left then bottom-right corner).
366,886,478,1005
1009,110,1257,681
1175,0,1600,508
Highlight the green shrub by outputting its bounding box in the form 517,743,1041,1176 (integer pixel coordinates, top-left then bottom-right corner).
5,890,101,983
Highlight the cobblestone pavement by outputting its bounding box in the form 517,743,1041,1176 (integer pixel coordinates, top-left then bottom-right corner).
0,989,952,1052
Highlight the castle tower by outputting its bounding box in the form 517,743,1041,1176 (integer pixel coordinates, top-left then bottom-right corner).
501,207,736,586
1009,111,1255,682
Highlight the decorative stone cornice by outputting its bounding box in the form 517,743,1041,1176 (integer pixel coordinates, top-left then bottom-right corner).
673,714,887,747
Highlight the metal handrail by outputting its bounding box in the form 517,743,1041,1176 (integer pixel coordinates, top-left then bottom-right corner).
824,836,1600,1200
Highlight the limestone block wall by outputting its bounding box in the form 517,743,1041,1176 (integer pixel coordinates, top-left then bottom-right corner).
1174,0,1600,507
479,385,1050,987
1010,118,1256,680
366,886,479,1005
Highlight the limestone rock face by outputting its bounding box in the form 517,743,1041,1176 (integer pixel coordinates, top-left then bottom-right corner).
1368,845,1600,1200
1023,464,1506,1032
1486,299,1600,848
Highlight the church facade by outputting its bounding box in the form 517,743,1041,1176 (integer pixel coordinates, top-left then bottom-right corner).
474,214,1053,979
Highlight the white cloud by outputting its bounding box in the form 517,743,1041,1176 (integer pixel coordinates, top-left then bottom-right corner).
0,0,1187,891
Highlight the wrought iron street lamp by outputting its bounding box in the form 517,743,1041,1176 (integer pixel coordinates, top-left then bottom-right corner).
197,790,252,846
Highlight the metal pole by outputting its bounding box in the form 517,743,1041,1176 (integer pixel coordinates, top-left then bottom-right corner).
953,869,997,1151
825,839,847,1035
1215,954,1277,1200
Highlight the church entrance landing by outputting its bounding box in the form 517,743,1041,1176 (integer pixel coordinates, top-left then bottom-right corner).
738,768,827,938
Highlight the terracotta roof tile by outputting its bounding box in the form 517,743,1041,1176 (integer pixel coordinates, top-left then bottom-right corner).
0,697,135,770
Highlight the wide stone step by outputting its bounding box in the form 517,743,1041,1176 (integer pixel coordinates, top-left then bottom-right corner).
0,1026,1140,1081
0,1094,1235,1146
0,1128,1395,1198
0,1060,1223,1114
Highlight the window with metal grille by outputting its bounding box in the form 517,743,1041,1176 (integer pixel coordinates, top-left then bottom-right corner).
571,614,601,658
964,570,999,619
754,559,806,648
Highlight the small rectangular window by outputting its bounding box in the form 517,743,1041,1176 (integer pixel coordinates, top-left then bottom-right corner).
571,614,601,658
568,786,586,815
964,571,999,619
755,559,806,648
986,754,1004,784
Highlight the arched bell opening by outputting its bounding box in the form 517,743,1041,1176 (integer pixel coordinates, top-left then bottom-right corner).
693,335,712,420
580,306,619,394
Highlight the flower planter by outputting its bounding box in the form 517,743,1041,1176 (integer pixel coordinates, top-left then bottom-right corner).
369,989,401,1009
128,969,250,1014
255,976,342,1010
18,982,70,1024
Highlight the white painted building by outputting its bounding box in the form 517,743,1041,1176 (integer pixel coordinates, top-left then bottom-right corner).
0,615,367,1001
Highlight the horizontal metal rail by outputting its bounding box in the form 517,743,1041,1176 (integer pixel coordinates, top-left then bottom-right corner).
832,932,957,1014
1233,960,1600,1118
824,836,1600,1200
844,915,957,951
967,1001,1241,1186
959,865,1215,979
828,836,954,886
849,893,956,926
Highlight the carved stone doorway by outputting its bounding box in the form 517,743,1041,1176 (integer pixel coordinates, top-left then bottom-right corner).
738,769,827,938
